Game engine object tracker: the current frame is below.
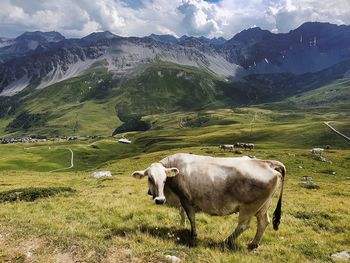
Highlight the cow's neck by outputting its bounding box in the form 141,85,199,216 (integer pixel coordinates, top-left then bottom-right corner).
166,176,190,203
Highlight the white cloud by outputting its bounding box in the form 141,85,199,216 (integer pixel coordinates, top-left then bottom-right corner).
0,0,349,39
177,0,222,36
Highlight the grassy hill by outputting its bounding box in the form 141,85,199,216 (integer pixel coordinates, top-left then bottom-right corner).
0,62,229,137
0,107,348,172
262,79,350,112
2,61,348,137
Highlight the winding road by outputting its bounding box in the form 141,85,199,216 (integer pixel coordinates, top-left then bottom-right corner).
324,121,350,142
49,148,74,172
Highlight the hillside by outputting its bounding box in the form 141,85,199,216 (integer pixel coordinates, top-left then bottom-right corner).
262,79,350,112
0,59,349,137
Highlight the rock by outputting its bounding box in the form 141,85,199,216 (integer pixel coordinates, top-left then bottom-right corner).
298,166,303,169
288,153,296,157
165,255,181,263
118,138,132,144
92,171,112,178
332,171,336,175
26,250,33,258
302,176,313,182
317,156,332,163
331,251,350,261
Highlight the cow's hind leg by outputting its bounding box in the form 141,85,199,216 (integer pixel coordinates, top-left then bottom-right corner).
224,211,252,248
248,212,270,250
248,201,271,250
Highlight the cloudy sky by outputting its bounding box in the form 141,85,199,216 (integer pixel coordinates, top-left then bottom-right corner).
0,0,349,39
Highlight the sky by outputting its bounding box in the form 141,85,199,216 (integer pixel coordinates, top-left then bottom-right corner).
0,0,349,39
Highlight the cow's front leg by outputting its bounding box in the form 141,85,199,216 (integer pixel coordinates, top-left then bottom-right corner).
181,200,197,246
179,206,186,227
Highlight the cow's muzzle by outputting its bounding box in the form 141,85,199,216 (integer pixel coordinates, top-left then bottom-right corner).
154,197,166,205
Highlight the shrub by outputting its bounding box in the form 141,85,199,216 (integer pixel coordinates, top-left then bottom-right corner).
0,187,75,202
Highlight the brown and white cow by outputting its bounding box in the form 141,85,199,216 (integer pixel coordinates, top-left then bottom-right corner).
132,153,285,250
219,144,234,151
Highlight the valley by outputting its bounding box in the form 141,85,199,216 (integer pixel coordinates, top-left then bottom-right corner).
0,111,349,262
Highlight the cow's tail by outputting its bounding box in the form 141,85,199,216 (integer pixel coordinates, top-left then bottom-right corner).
270,161,286,231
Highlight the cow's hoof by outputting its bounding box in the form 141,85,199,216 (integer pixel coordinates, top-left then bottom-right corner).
189,239,197,247
247,243,259,250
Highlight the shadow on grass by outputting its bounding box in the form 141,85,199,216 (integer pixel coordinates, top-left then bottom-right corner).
0,187,75,203
105,225,244,251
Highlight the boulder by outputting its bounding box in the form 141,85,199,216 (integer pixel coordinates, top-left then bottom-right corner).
165,255,181,263
331,251,350,261
92,171,112,178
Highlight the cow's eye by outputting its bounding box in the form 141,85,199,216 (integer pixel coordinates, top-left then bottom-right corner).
148,177,153,183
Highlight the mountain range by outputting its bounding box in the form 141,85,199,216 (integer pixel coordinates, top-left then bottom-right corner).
1,22,350,96
0,22,349,136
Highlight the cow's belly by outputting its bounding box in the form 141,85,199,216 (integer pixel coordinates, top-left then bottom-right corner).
194,198,240,216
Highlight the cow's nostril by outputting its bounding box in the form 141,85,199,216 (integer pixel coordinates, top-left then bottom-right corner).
155,198,166,205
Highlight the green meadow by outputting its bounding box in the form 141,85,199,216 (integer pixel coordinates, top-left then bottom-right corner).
0,106,349,262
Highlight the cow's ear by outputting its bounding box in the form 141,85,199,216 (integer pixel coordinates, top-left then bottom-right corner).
132,170,147,179
166,167,179,177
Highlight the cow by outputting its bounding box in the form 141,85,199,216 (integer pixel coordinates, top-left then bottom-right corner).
132,153,286,250
219,144,234,151
244,143,255,150
234,142,244,149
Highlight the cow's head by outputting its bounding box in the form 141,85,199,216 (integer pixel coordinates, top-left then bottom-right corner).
132,163,179,205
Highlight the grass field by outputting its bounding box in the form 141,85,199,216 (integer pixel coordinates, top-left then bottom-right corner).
0,106,349,262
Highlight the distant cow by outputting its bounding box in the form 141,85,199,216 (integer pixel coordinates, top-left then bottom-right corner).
234,142,245,149
310,148,324,155
132,153,286,250
244,143,255,150
219,144,234,151
235,142,255,150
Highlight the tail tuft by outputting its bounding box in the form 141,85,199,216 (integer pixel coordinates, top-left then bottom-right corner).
272,197,282,230
272,161,285,231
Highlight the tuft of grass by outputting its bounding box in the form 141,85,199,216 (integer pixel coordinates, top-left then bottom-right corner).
0,187,75,202
301,182,320,189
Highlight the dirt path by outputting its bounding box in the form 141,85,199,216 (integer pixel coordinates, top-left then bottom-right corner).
324,121,350,142
49,148,74,172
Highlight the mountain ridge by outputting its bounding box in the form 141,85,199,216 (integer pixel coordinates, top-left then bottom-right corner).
1,22,350,97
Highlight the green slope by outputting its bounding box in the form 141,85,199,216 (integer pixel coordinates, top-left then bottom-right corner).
0,62,349,137
287,78,350,110
0,62,242,136
262,79,350,112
